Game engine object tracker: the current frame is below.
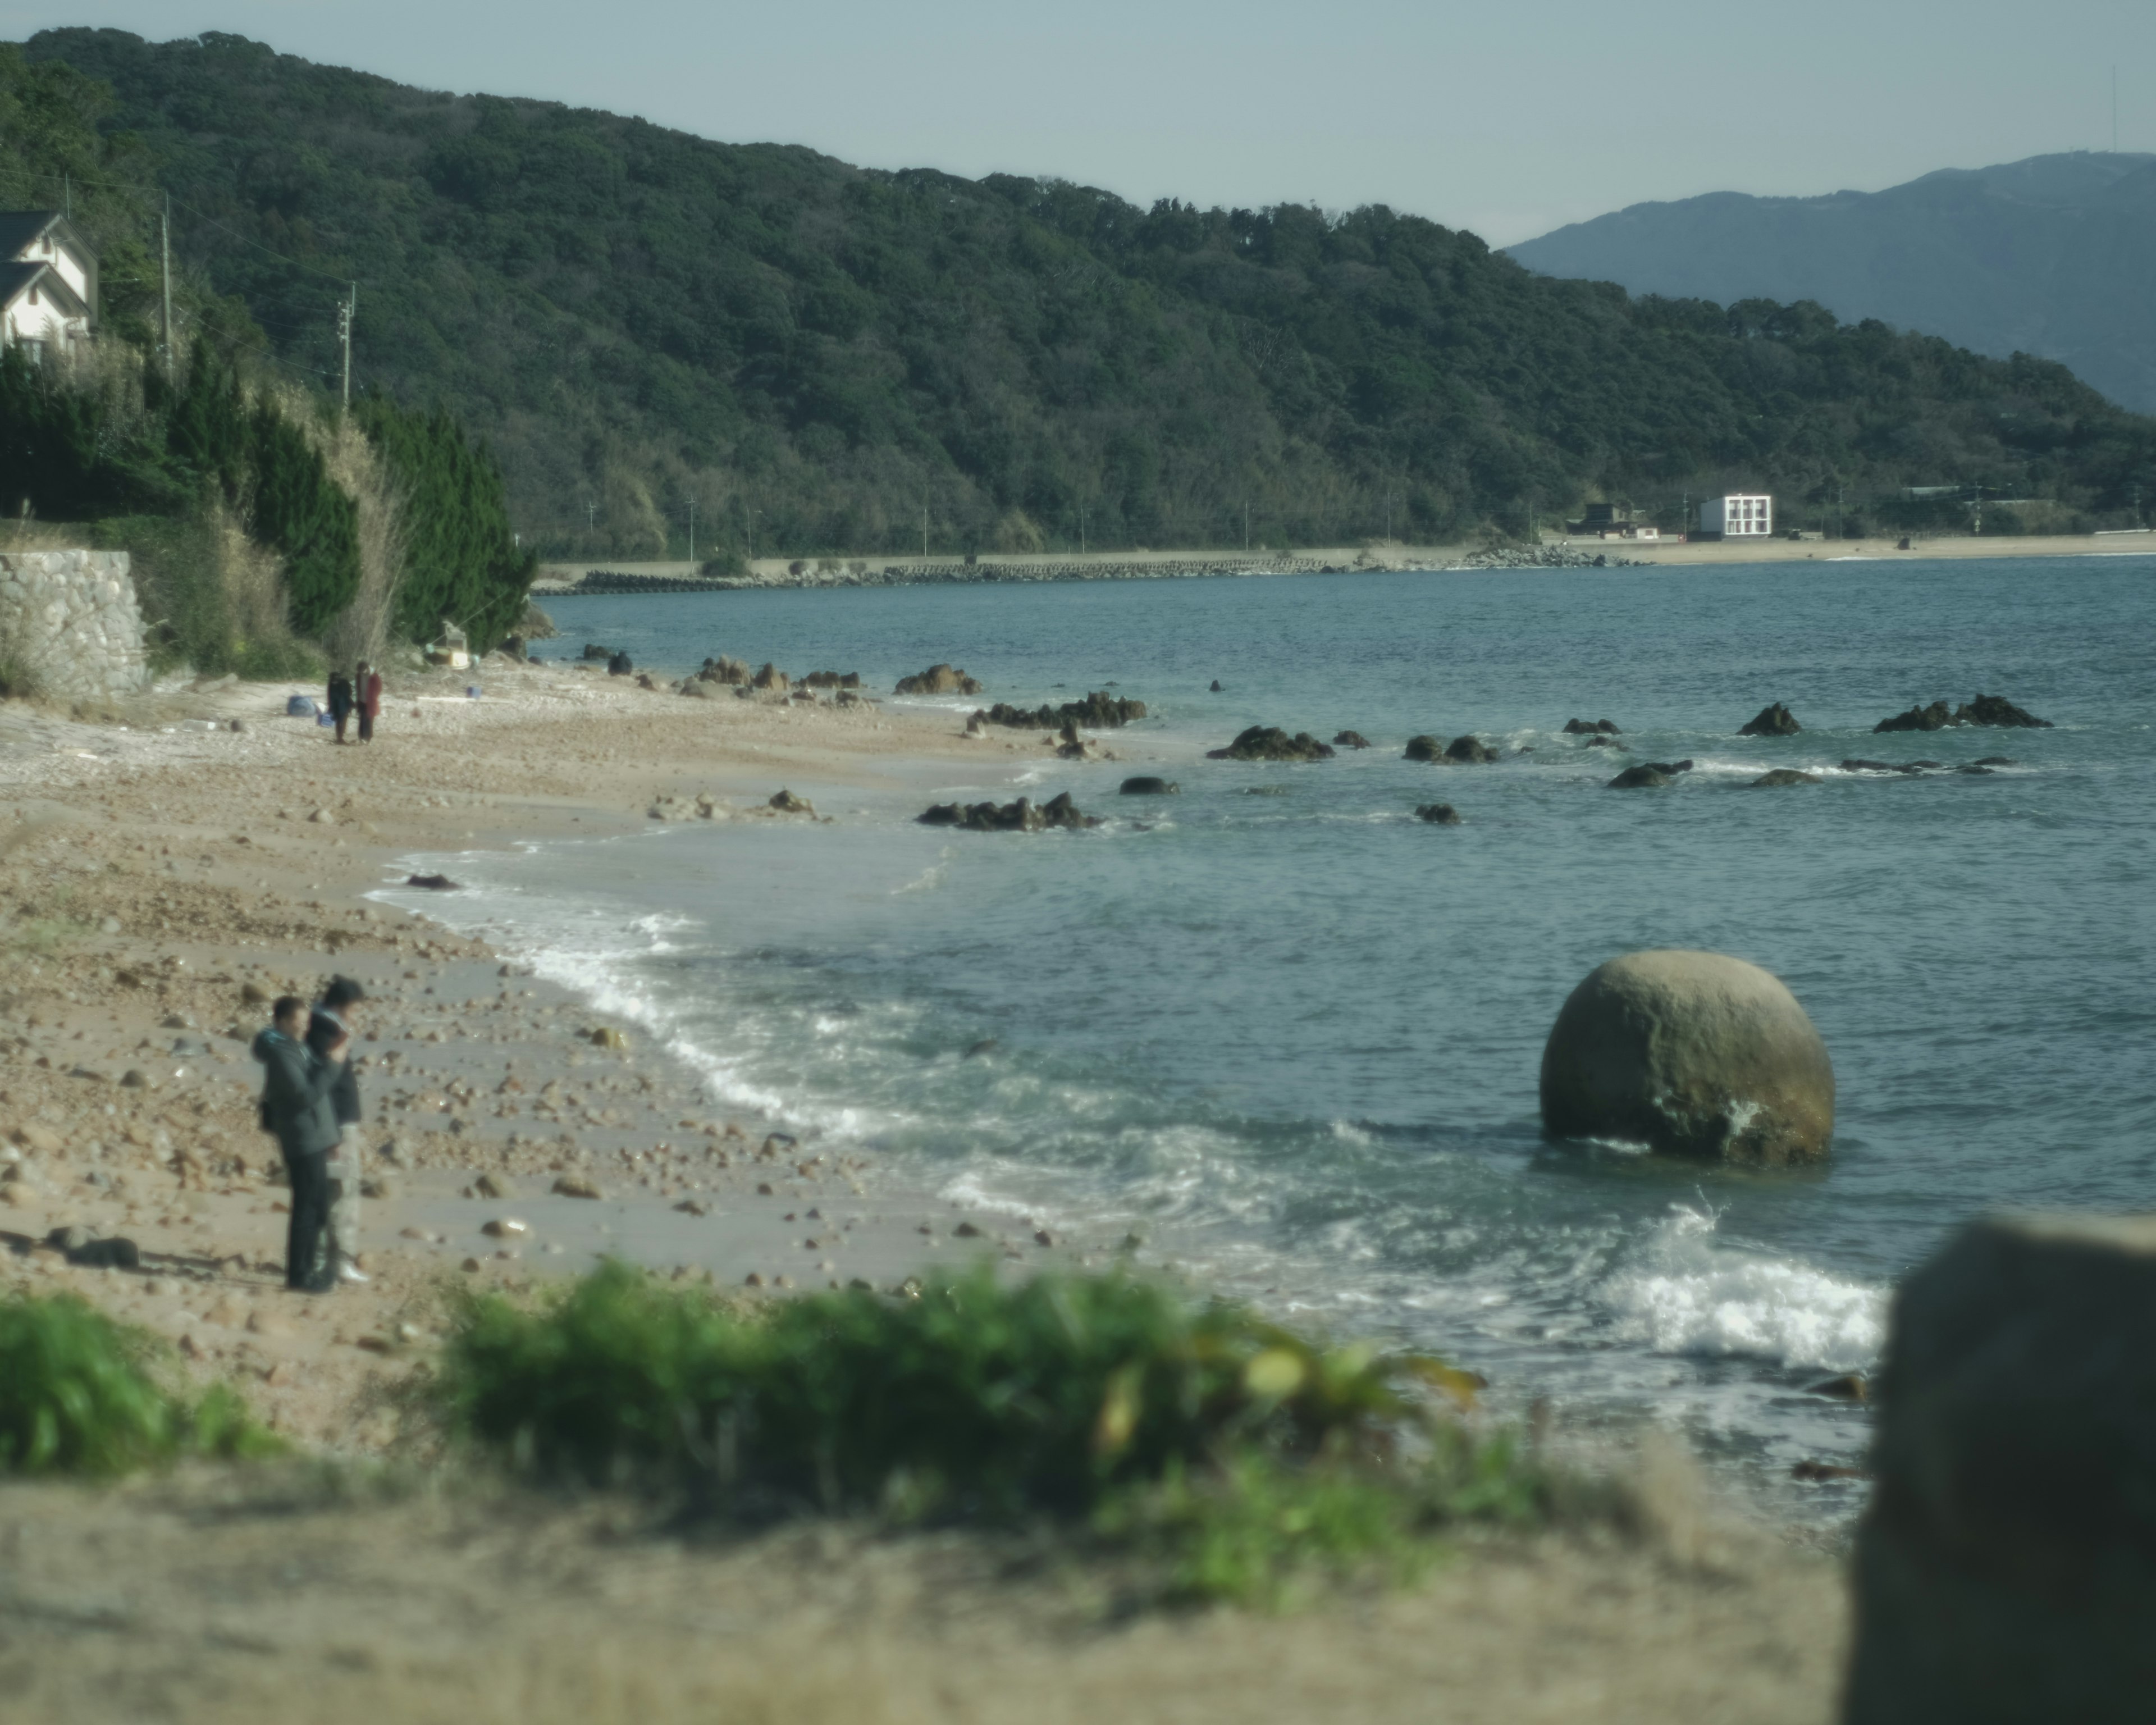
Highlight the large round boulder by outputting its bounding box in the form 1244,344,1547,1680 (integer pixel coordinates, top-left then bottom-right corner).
1539,950,1834,1164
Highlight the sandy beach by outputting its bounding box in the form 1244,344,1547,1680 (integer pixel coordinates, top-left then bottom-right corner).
0,655,1847,1723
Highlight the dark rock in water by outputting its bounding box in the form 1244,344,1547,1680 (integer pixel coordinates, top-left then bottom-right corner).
1332,731,1372,749
1840,759,1921,775
1636,759,1694,777
1540,948,1834,1164
1586,734,1620,748
1955,692,2052,728
1740,702,1803,737
405,873,460,891
1118,776,1179,796
1875,700,1955,733
975,691,1148,731
1403,734,1444,762
1562,718,1623,735
916,792,1098,832
1208,726,1335,762
1910,760,1943,770
1607,765,1671,790
894,663,983,696
1752,769,1823,787
1414,802,1462,824
581,643,614,660
1444,734,1496,765
768,790,815,815
1844,1213,2156,1722
606,651,633,676
1209,679,1223,692
1807,1372,1869,1402
1972,755,2016,766
800,670,862,688
1241,785,1291,796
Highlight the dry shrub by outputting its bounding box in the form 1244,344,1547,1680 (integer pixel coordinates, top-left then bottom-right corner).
314,413,408,669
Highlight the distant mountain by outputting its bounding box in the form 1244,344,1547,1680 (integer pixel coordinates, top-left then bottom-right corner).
12,34,2156,552
1509,153,2156,414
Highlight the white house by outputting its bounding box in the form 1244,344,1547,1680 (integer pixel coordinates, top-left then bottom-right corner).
1699,494,1773,539
0,212,98,363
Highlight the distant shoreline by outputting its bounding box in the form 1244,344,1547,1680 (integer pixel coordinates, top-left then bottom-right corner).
531,531,2156,595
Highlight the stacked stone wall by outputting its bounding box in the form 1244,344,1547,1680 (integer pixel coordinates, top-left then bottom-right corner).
0,551,148,700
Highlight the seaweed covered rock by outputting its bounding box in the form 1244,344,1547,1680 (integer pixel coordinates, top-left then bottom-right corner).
1607,765,1670,790
1875,701,1954,733
1956,693,2052,728
1414,803,1462,824
1207,727,1335,762
1739,702,1802,737
1403,734,1444,762
697,655,750,685
1333,731,1372,749
750,663,789,692
1561,718,1622,736
1119,777,1179,796
975,691,1148,731
1540,950,1834,1164
1751,768,1822,787
800,670,862,689
917,792,1097,832
1444,735,1496,764
895,663,984,696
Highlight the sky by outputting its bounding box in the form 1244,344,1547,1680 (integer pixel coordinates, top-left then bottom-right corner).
7,0,2156,246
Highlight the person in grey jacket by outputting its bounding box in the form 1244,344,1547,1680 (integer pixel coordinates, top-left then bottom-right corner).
307,975,369,1283
253,995,348,1292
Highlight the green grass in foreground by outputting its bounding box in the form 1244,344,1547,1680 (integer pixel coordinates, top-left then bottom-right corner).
429,1262,1544,1604
0,1292,281,1476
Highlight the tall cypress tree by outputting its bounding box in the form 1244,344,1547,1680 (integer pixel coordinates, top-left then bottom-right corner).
246,398,359,636
359,398,534,650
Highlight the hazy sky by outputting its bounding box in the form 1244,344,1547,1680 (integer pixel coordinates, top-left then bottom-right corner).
7,0,2154,245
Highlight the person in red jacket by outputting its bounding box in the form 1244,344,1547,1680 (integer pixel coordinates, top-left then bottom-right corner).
355,661,383,743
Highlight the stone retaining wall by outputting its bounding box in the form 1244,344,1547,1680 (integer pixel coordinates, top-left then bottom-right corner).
0,550,149,700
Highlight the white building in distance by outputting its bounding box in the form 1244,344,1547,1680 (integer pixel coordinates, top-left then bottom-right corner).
0,212,98,363
1699,494,1773,539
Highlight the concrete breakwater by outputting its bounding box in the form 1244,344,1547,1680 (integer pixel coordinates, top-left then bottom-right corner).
538,545,1642,597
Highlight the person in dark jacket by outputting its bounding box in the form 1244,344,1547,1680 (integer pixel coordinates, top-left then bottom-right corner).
327,669,355,743
253,995,347,1292
308,975,369,1283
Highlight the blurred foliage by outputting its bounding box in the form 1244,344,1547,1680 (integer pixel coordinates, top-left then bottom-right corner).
0,1291,281,1476
428,1262,1538,1604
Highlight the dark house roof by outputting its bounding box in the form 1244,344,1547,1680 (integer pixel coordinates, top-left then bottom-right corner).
0,212,65,257
0,259,91,318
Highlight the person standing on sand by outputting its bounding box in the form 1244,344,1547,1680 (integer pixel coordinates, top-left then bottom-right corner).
309,974,371,1284
327,667,355,744
252,995,348,1292
356,661,382,743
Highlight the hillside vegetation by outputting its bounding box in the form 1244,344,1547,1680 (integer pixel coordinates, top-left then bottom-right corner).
15,29,2156,556
1510,152,2156,420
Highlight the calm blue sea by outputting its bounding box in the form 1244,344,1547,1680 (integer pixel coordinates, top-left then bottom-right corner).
396,556,2156,1520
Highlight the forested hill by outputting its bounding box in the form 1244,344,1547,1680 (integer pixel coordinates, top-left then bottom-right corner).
19,29,2156,556
1509,153,2156,419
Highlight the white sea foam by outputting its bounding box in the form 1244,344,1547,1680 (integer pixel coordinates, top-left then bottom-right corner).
1602,1205,1885,1372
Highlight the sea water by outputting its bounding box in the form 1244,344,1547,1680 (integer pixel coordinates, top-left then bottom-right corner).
393,557,2156,1522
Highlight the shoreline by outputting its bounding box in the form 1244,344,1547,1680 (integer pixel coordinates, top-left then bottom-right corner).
0,656,1087,1450
532,532,2156,593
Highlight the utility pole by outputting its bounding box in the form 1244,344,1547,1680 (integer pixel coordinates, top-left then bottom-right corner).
336,284,354,410
921,497,929,561
1243,499,1250,551
586,500,596,531
687,494,696,563
159,198,173,384
1079,504,1086,555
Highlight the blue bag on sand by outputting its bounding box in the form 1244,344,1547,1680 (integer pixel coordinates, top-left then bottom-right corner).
317,711,335,727
286,694,318,718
